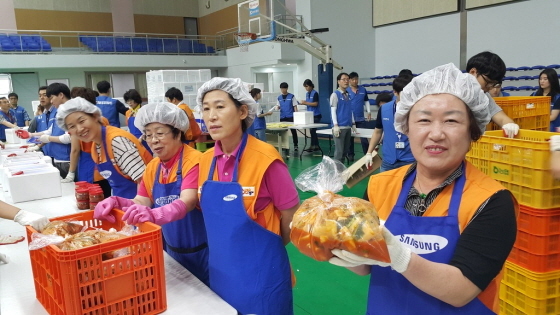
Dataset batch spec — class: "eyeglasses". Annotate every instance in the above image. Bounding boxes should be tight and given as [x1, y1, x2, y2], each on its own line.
[339, 78, 349, 82]
[479, 74, 501, 89]
[142, 131, 171, 142]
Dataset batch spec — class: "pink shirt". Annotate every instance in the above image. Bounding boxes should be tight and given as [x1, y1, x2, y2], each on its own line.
[212, 139, 299, 211]
[138, 149, 199, 198]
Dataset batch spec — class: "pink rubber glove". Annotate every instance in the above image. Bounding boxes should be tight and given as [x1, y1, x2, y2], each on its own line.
[93, 196, 136, 223]
[122, 199, 188, 226]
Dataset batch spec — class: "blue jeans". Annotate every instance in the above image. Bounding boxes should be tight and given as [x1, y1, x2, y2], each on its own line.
[380, 159, 414, 172]
[349, 120, 370, 157]
[255, 129, 266, 142]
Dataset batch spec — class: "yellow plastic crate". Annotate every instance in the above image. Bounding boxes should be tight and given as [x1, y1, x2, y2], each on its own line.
[502, 261, 560, 299]
[495, 96, 551, 118]
[499, 281, 560, 315]
[467, 157, 560, 190]
[488, 115, 550, 131]
[498, 180, 560, 209]
[467, 130, 555, 170]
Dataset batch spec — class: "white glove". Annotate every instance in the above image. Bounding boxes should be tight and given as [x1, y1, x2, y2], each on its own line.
[333, 126, 340, 138]
[551, 135, 560, 152]
[13, 210, 49, 231]
[0, 253, 8, 264]
[39, 134, 51, 143]
[61, 171, 75, 183]
[502, 123, 519, 138]
[329, 227, 412, 273]
[351, 125, 358, 134]
[25, 145, 40, 152]
[365, 153, 373, 168]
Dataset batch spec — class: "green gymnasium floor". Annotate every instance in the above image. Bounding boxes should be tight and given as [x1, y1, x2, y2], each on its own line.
[283, 138, 377, 315]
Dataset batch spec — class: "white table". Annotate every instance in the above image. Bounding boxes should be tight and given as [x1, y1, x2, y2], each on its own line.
[0, 183, 236, 315]
[266, 123, 329, 160]
[317, 128, 374, 156]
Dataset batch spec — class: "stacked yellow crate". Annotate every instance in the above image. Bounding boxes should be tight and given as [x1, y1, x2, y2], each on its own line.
[487, 96, 551, 131]
[466, 130, 560, 314]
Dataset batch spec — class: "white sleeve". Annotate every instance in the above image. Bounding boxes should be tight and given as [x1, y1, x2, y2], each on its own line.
[58, 133, 71, 144]
[43, 125, 53, 136]
[330, 93, 338, 125]
[364, 100, 371, 113]
[292, 96, 299, 106]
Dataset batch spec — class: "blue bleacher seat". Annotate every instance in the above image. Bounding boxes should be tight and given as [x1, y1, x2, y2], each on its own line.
[506, 67, 517, 71]
[382, 75, 392, 79]
[502, 76, 515, 81]
[40, 40, 51, 52]
[115, 37, 132, 52]
[27, 42, 40, 52]
[163, 39, 179, 53]
[530, 65, 546, 70]
[517, 85, 535, 90]
[547, 64, 560, 69]
[131, 38, 148, 53]
[366, 91, 374, 94]
[0, 41, 15, 51]
[370, 83, 379, 87]
[516, 66, 530, 71]
[148, 38, 163, 53]
[207, 46, 215, 53]
[530, 75, 539, 80]
[517, 75, 532, 80]
[179, 39, 193, 53]
[502, 86, 517, 91]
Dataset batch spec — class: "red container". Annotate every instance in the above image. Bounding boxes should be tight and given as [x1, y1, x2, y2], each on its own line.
[76, 200, 89, 210]
[26, 210, 167, 315]
[75, 188, 89, 201]
[89, 202, 98, 210]
[508, 246, 560, 272]
[517, 205, 560, 236]
[88, 188, 104, 203]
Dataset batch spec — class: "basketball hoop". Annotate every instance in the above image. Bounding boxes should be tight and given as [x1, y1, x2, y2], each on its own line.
[235, 32, 257, 52]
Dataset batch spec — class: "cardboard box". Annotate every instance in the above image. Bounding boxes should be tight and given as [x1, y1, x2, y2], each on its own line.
[5, 165, 61, 203]
[294, 112, 314, 125]
[344, 151, 382, 188]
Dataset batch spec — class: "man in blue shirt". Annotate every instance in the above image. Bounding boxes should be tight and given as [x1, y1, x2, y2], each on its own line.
[347, 72, 371, 161]
[8, 93, 31, 127]
[95, 80, 128, 127]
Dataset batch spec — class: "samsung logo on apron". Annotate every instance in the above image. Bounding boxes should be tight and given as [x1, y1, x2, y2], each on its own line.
[397, 234, 448, 254]
[155, 195, 179, 206]
[100, 170, 112, 179]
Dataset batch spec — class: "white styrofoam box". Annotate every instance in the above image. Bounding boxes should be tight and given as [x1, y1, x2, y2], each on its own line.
[2, 143, 30, 150]
[294, 112, 314, 125]
[31, 101, 40, 117]
[0, 149, 29, 163]
[5, 165, 61, 203]
[180, 82, 198, 95]
[5, 128, 28, 144]
[187, 94, 198, 108]
[1, 160, 47, 191]
[175, 70, 189, 83]
[199, 69, 211, 82]
[187, 70, 203, 83]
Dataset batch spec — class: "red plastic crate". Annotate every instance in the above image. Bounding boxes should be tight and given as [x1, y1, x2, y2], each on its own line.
[508, 246, 560, 273]
[517, 205, 560, 236]
[516, 230, 560, 255]
[26, 210, 167, 315]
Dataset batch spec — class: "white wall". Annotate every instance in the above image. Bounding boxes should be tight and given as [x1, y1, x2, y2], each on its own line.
[467, 0, 560, 67]
[374, 13, 461, 75]
[309, 0, 375, 78]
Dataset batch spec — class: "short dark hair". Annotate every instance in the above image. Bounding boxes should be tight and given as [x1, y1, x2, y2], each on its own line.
[8, 93, 18, 99]
[392, 75, 413, 93]
[71, 87, 97, 104]
[401, 101, 483, 142]
[399, 69, 413, 77]
[303, 79, 314, 89]
[375, 92, 392, 105]
[280, 82, 288, 89]
[165, 87, 184, 101]
[348, 72, 359, 79]
[38, 86, 48, 93]
[0, 96, 7, 101]
[466, 51, 506, 83]
[123, 89, 143, 105]
[250, 88, 261, 98]
[97, 80, 111, 93]
[46, 83, 71, 99]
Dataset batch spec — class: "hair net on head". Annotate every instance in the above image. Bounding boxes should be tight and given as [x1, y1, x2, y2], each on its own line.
[134, 102, 189, 132]
[196, 77, 258, 128]
[56, 97, 101, 131]
[395, 63, 491, 134]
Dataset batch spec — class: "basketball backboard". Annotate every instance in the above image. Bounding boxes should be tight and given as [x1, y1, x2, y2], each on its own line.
[238, 0, 274, 39]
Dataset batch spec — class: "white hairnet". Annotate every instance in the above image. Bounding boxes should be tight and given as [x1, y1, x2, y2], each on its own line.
[196, 77, 258, 128]
[134, 102, 189, 132]
[56, 97, 102, 131]
[395, 63, 491, 134]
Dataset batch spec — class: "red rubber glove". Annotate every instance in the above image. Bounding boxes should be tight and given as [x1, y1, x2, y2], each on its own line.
[93, 196, 136, 223]
[122, 199, 188, 226]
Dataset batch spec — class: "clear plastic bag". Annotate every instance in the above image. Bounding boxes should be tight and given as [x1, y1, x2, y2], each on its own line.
[290, 156, 390, 262]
